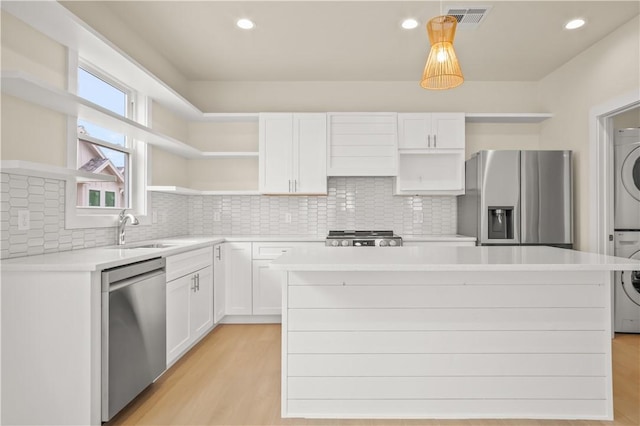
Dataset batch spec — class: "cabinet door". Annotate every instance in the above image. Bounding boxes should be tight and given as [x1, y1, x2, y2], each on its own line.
[191, 266, 213, 339]
[398, 113, 431, 149]
[166, 274, 192, 365]
[252, 259, 283, 315]
[259, 113, 294, 194]
[294, 113, 327, 194]
[213, 244, 225, 323]
[225, 242, 253, 315]
[432, 113, 465, 149]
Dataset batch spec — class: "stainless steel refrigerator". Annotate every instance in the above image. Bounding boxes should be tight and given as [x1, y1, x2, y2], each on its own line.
[457, 150, 573, 248]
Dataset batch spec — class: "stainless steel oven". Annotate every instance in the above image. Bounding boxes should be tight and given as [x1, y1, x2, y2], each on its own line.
[101, 257, 166, 421]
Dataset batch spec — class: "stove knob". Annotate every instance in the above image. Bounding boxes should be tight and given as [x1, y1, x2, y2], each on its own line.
[354, 242, 361, 247]
[389, 240, 398, 247]
[341, 240, 350, 247]
[331, 240, 339, 247]
[379, 240, 388, 247]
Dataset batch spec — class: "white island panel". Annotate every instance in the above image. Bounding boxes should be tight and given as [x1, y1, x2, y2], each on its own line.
[271, 246, 635, 421]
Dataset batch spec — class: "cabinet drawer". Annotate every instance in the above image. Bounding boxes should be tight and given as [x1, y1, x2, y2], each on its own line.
[166, 246, 213, 282]
[252, 242, 322, 260]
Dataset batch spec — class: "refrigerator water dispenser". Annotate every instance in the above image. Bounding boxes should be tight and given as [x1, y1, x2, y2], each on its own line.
[488, 207, 514, 239]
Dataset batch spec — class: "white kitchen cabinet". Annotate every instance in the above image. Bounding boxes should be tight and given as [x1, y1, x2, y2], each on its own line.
[166, 246, 214, 365]
[327, 113, 398, 176]
[213, 243, 226, 323]
[225, 242, 253, 315]
[398, 113, 465, 150]
[396, 113, 465, 196]
[395, 151, 465, 195]
[259, 113, 327, 194]
[252, 259, 284, 315]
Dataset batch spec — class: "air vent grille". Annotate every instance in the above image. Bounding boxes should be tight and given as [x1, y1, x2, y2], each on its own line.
[445, 6, 491, 29]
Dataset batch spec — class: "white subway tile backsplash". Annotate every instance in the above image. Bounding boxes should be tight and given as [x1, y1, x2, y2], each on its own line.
[1, 173, 457, 259]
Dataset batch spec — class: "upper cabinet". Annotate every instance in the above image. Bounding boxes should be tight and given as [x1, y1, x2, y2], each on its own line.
[327, 113, 398, 176]
[259, 113, 327, 194]
[398, 113, 465, 150]
[395, 112, 466, 196]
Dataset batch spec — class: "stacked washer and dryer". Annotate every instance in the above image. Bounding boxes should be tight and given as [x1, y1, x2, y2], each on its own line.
[614, 127, 640, 333]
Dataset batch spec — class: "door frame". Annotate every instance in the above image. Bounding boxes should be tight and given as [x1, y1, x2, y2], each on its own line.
[589, 89, 640, 255]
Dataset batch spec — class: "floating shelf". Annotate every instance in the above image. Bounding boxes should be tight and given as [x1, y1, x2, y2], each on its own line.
[200, 151, 259, 158]
[465, 113, 553, 123]
[146, 186, 261, 196]
[1, 160, 117, 182]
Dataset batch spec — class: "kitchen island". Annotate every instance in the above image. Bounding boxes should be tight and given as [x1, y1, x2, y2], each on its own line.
[271, 245, 640, 421]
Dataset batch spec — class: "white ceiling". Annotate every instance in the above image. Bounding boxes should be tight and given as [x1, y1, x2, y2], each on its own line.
[63, 1, 639, 82]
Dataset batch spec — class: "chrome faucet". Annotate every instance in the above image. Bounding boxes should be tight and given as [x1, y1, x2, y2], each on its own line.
[117, 209, 139, 245]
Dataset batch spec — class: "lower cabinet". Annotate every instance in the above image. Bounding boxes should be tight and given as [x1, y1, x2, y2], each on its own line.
[224, 242, 253, 315]
[403, 240, 476, 247]
[252, 259, 284, 315]
[166, 246, 214, 365]
[213, 243, 226, 323]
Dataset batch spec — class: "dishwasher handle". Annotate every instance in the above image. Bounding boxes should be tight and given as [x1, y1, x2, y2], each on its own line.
[108, 269, 166, 293]
[102, 257, 166, 292]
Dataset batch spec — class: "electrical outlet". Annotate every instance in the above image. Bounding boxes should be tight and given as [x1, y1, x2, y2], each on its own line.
[284, 213, 292, 223]
[18, 210, 30, 230]
[413, 211, 423, 224]
[152, 210, 158, 224]
[213, 212, 221, 222]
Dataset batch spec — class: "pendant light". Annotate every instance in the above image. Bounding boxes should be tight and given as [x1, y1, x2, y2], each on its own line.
[421, 15, 464, 90]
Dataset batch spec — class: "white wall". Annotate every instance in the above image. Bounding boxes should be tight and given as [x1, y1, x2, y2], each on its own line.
[59, 1, 189, 97]
[465, 123, 541, 159]
[1, 11, 68, 166]
[538, 16, 640, 251]
[187, 80, 542, 113]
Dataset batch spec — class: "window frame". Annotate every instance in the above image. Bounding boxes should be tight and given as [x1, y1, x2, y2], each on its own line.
[65, 51, 150, 229]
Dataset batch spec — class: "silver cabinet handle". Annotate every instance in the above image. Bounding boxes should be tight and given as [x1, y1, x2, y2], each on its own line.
[434, 134, 437, 148]
[215, 245, 221, 260]
[191, 275, 196, 292]
[428, 134, 431, 148]
[295, 180, 297, 192]
[196, 273, 200, 291]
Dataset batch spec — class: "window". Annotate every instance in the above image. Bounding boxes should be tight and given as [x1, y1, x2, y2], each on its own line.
[66, 56, 149, 229]
[89, 190, 101, 207]
[75, 66, 132, 209]
[105, 191, 116, 207]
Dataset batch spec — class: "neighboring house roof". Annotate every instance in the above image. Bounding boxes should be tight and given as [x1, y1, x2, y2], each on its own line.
[78, 139, 126, 183]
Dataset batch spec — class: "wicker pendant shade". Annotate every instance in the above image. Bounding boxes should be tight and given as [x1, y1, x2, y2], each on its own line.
[421, 15, 464, 90]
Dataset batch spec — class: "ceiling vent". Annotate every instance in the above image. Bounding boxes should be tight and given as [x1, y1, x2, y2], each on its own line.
[445, 6, 491, 29]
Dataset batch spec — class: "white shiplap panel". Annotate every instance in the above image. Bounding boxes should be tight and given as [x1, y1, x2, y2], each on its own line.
[287, 307, 606, 331]
[330, 134, 397, 146]
[286, 399, 608, 420]
[331, 145, 397, 157]
[288, 270, 602, 286]
[288, 285, 605, 309]
[288, 376, 606, 400]
[288, 353, 607, 377]
[287, 330, 606, 354]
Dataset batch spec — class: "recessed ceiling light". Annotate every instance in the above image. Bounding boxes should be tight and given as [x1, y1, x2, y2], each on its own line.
[401, 18, 419, 30]
[236, 18, 255, 30]
[565, 18, 585, 30]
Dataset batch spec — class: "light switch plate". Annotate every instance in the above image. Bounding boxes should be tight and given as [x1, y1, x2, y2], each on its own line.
[18, 210, 30, 230]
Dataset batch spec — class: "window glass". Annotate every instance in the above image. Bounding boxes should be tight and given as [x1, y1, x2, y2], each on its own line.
[76, 66, 130, 209]
[89, 190, 100, 207]
[77, 139, 128, 208]
[105, 191, 116, 207]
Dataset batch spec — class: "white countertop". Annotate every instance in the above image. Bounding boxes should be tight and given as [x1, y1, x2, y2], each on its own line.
[0, 234, 476, 272]
[270, 245, 640, 272]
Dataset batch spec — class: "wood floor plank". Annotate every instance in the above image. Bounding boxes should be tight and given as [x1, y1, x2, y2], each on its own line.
[108, 325, 640, 426]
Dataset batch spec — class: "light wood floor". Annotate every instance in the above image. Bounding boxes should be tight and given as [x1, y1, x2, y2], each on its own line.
[109, 325, 639, 426]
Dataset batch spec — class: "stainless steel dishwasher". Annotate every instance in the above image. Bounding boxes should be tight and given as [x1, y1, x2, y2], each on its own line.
[101, 257, 166, 421]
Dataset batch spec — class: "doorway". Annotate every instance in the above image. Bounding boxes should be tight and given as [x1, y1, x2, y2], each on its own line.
[589, 90, 640, 256]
